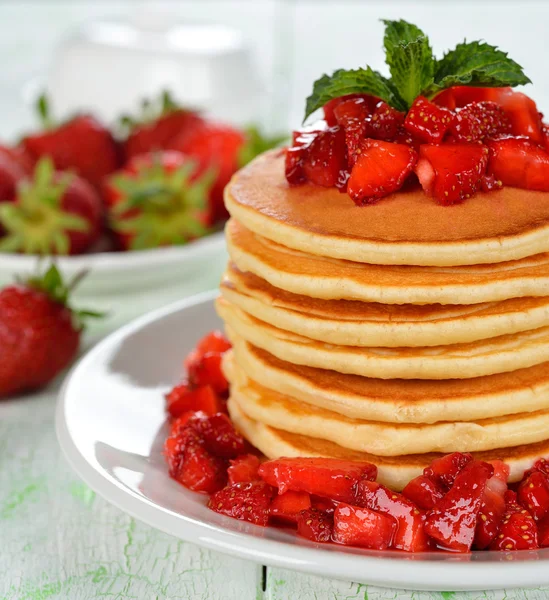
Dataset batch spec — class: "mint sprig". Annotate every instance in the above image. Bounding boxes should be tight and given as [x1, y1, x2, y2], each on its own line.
[304, 19, 531, 121]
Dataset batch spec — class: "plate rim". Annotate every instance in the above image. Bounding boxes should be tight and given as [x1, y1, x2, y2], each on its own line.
[55, 292, 549, 592]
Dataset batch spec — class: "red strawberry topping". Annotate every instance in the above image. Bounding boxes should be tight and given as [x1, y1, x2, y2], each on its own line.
[450, 102, 511, 142]
[517, 470, 549, 521]
[490, 492, 538, 551]
[333, 97, 372, 165]
[165, 383, 222, 418]
[423, 452, 473, 491]
[402, 475, 445, 510]
[404, 96, 454, 144]
[347, 139, 417, 205]
[415, 144, 489, 205]
[486, 137, 549, 192]
[369, 101, 406, 141]
[228, 454, 261, 485]
[270, 491, 312, 523]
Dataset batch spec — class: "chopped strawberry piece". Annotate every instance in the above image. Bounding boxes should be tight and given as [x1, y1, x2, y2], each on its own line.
[169, 429, 227, 494]
[296, 508, 334, 542]
[169, 411, 200, 437]
[415, 144, 488, 205]
[498, 90, 543, 144]
[332, 503, 397, 550]
[518, 471, 549, 521]
[187, 352, 229, 395]
[538, 514, 549, 547]
[423, 452, 473, 491]
[258, 457, 377, 503]
[450, 102, 511, 142]
[424, 461, 493, 552]
[228, 454, 261, 485]
[433, 86, 513, 111]
[486, 137, 549, 192]
[311, 496, 339, 514]
[402, 475, 444, 510]
[404, 96, 454, 144]
[270, 491, 312, 523]
[188, 412, 246, 458]
[369, 101, 405, 141]
[165, 383, 222, 418]
[195, 331, 231, 356]
[534, 458, 549, 478]
[475, 487, 506, 550]
[490, 493, 538, 551]
[302, 126, 349, 189]
[347, 139, 417, 205]
[208, 481, 274, 526]
[323, 94, 378, 126]
[356, 480, 430, 552]
[285, 128, 320, 185]
[333, 97, 371, 165]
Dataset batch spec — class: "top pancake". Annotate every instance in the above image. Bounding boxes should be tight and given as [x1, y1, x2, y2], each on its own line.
[225, 150, 549, 266]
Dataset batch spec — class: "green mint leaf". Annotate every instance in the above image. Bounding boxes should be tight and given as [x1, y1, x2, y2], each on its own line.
[430, 41, 531, 93]
[304, 67, 403, 121]
[382, 19, 434, 108]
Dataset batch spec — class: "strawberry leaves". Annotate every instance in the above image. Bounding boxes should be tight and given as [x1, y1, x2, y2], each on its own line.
[431, 41, 531, 92]
[382, 20, 434, 108]
[304, 20, 530, 119]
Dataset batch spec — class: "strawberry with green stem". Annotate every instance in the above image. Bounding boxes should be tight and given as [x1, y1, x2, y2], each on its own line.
[0, 264, 102, 397]
[0, 157, 103, 255]
[105, 150, 215, 251]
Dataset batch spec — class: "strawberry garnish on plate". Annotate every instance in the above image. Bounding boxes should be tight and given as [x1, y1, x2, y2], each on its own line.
[165, 383, 222, 419]
[474, 460, 509, 550]
[228, 454, 261, 485]
[22, 95, 119, 189]
[120, 90, 204, 161]
[270, 491, 312, 524]
[356, 479, 430, 552]
[0, 264, 101, 398]
[517, 469, 549, 521]
[296, 508, 334, 542]
[486, 137, 549, 192]
[333, 97, 372, 165]
[490, 490, 539, 551]
[0, 157, 103, 255]
[332, 503, 397, 550]
[347, 139, 417, 205]
[258, 457, 377, 503]
[423, 452, 473, 491]
[402, 475, 444, 510]
[415, 143, 489, 205]
[209, 481, 274, 526]
[404, 96, 454, 144]
[105, 150, 213, 251]
[424, 461, 494, 552]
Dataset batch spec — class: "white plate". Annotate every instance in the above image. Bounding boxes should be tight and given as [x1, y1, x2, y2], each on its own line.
[0, 233, 227, 332]
[56, 292, 549, 592]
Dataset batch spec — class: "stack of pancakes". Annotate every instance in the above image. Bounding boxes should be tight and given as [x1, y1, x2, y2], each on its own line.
[216, 150, 549, 490]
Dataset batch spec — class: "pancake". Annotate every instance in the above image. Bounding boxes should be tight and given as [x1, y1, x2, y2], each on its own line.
[217, 298, 549, 379]
[221, 265, 549, 347]
[227, 219, 549, 305]
[225, 150, 549, 266]
[229, 338, 549, 424]
[228, 397, 549, 491]
[226, 356, 549, 456]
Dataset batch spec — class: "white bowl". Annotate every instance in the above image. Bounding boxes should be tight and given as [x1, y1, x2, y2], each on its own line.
[0, 232, 227, 335]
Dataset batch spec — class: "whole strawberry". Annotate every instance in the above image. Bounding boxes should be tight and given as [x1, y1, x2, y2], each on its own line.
[0, 157, 103, 255]
[104, 150, 214, 250]
[120, 90, 204, 161]
[169, 123, 285, 224]
[0, 265, 100, 397]
[22, 95, 120, 189]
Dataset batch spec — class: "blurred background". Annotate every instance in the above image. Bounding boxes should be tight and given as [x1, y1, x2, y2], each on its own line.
[1, 0, 548, 139]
